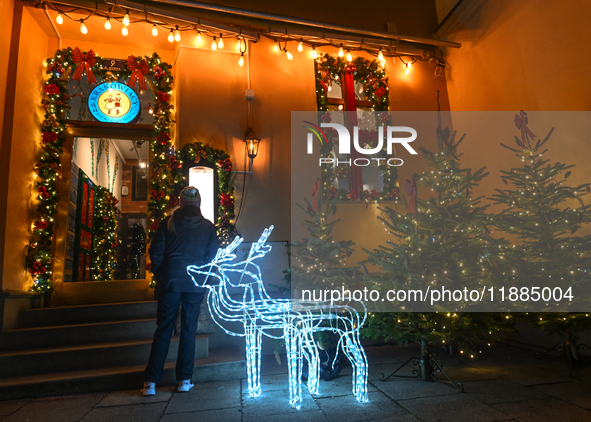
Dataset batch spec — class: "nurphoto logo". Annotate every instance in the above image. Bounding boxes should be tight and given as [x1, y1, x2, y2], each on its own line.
[303, 121, 418, 167]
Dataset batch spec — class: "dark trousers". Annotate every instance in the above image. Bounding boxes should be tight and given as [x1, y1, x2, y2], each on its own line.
[144, 291, 205, 383]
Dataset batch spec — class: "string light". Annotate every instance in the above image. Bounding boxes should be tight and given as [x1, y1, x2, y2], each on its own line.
[286, 49, 293, 60]
[346, 49, 352, 62]
[151, 24, 158, 36]
[104, 17, 111, 30]
[311, 46, 318, 59]
[122, 26, 128, 36]
[79, 20, 88, 34]
[405, 62, 412, 75]
[338, 44, 344, 57]
[56, 12, 63, 25]
[211, 36, 217, 50]
[187, 227, 369, 410]
[168, 29, 174, 43]
[378, 49, 384, 61]
[238, 53, 245, 67]
[122, 12, 130, 26]
[174, 26, 181, 42]
[196, 30, 202, 44]
[298, 41, 303, 52]
[274, 40, 279, 51]
[218, 34, 224, 49]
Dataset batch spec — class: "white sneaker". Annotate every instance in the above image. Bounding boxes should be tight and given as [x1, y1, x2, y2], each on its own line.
[177, 380, 194, 392]
[141, 381, 155, 396]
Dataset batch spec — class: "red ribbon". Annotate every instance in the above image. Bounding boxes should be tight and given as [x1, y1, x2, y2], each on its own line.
[514, 110, 536, 145]
[311, 179, 320, 210]
[405, 179, 417, 214]
[127, 56, 150, 91]
[71, 47, 97, 84]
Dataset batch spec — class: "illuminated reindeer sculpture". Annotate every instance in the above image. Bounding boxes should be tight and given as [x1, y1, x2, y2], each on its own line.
[187, 226, 368, 409]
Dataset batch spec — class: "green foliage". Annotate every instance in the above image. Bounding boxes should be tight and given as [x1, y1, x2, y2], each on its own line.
[291, 194, 359, 296]
[491, 118, 591, 337]
[362, 117, 512, 354]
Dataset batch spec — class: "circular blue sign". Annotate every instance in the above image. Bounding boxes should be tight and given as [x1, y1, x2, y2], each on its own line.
[88, 82, 141, 124]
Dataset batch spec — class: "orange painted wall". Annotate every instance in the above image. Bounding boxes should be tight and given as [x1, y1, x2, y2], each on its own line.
[2, 7, 49, 290]
[438, 0, 591, 217]
[0, 0, 16, 142]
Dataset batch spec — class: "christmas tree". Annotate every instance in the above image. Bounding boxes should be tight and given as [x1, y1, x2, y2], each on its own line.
[291, 187, 358, 300]
[491, 112, 591, 364]
[362, 117, 512, 357]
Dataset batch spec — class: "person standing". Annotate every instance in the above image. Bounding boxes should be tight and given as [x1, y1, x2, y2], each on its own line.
[142, 186, 219, 395]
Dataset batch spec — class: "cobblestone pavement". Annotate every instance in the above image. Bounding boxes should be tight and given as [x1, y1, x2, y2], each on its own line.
[1, 343, 590, 422]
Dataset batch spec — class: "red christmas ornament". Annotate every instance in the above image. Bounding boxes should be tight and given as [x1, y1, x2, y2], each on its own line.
[41, 132, 58, 144]
[375, 87, 386, 97]
[44, 83, 60, 95]
[157, 132, 170, 145]
[157, 91, 171, 103]
[328, 186, 337, 198]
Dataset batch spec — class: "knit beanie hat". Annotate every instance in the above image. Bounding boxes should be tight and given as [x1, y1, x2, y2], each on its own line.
[179, 186, 201, 208]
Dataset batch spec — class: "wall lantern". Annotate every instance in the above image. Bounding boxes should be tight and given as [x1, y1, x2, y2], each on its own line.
[188, 165, 216, 223]
[244, 128, 261, 161]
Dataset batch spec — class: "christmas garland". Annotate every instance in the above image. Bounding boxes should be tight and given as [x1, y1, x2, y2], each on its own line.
[28, 46, 175, 292]
[170, 142, 236, 243]
[314, 54, 398, 203]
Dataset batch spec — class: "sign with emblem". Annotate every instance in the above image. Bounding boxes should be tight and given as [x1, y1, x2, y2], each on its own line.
[88, 82, 140, 124]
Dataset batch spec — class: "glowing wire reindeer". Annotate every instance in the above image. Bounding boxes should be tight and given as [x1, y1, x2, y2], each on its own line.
[187, 226, 368, 408]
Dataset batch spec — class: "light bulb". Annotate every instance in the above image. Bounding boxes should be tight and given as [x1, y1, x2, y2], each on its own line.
[196, 31, 202, 44]
[121, 26, 128, 36]
[286, 50, 293, 60]
[123, 12, 130, 26]
[80, 20, 88, 34]
[238, 54, 244, 67]
[152, 24, 158, 36]
[338, 44, 344, 57]
[174, 27, 181, 42]
[298, 41, 303, 52]
[311, 47, 318, 59]
[211, 37, 217, 50]
[168, 29, 174, 43]
[237, 37, 243, 52]
[56, 12, 63, 25]
[217, 34, 224, 49]
[274, 41, 279, 51]
[346, 50, 352, 62]
[405, 62, 411, 75]
[104, 17, 111, 30]
[378, 50, 384, 61]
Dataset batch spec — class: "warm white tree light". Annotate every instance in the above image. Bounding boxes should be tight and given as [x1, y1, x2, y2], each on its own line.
[168, 29, 174, 43]
[311, 47, 318, 59]
[211, 36, 217, 50]
[56, 12, 63, 25]
[79, 20, 88, 34]
[346, 50, 352, 62]
[174, 27, 181, 42]
[152, 24, 158, 36]
[298, 41, 303, 52]
[338, 44, 344, 57]
[196, 31, 202, 44]
[121, 26, 128, 36]
[378, 50, 384, 62]
[104, 17, 111, 30]
[286, 49, 293, 60]
[122, 12, 130, 26]
[405, 62, 412, 75]
[217, 34, 224, 49]
[238, 53, 245, 67]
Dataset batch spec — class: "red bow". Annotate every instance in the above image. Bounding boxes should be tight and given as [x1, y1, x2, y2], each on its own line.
[514, 110, 536, 146]
[405, 179, 417, 214]
[71, 47, 97, 84]
[127, 56, 150, 91]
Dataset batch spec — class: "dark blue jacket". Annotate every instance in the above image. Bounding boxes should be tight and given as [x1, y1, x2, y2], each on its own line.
[149, 207, 219, 296]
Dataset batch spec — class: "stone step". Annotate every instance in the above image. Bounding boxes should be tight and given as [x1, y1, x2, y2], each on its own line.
[0, 347, 245, 401]
[0, 319, 157, 352]
[18, 301, 158, 328]
[0, 336, 209, 379]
